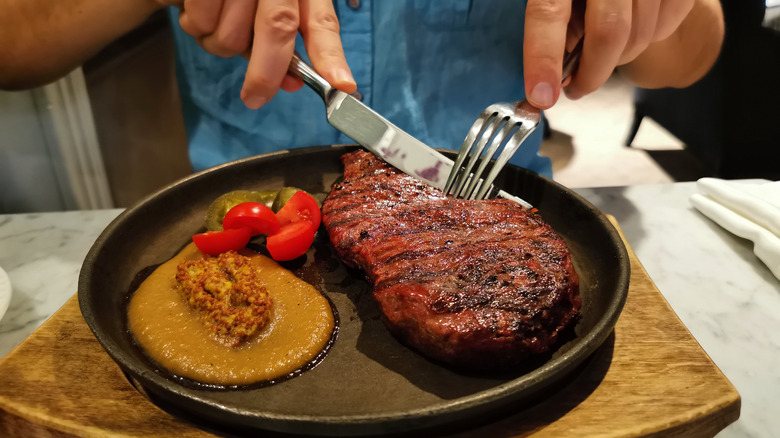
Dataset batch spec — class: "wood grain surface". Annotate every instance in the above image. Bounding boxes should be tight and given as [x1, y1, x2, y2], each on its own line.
[0, 220, 740, 437]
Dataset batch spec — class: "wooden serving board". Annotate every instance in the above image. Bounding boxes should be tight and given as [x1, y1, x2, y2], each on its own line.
[0, 220, 740, 437]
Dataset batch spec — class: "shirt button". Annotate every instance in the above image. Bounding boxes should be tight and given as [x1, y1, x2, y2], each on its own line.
[347, 0, 360, 10]
[351, 91, 363, 101]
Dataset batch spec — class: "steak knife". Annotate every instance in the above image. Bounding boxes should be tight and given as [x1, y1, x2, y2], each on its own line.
[288, 54, 531, 208]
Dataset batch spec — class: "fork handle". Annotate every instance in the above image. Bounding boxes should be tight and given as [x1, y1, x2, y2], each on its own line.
[561, 38, 584, 82]
[288, 52, 334, 102]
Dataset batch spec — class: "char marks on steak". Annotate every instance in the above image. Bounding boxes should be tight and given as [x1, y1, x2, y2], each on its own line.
[321, 150, 581, 370]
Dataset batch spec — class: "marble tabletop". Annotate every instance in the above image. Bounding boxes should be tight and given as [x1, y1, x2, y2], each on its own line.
[0, 181, 777, 437]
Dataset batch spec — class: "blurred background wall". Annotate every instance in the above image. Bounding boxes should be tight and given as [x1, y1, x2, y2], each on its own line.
[0, 10, 190, 214]
[0, 89, 73, 212]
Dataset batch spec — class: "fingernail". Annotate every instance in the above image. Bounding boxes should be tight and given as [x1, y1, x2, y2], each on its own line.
[244, 95, 267, 110]
[336, 68, 356, 86]
[564, 91, 576, 100]
[564, 86, 582, 101]
[529, 82, 554, 108]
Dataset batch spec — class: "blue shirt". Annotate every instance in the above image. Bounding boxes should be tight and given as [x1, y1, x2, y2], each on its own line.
[168, 0, 550, 177]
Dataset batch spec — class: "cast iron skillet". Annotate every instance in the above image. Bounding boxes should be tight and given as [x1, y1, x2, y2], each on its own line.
[78, 144, 629, 437]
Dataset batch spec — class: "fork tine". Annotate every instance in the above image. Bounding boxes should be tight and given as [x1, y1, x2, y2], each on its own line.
[444, 110, 492, 194]
[463, 118, 513, 199]
[451, 111, 498, 196]
[474, 121, 537, 199]
[452, 114, 503, 198]
[447, 38, 581, 203]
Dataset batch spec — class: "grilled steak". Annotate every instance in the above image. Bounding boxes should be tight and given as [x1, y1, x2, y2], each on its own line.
[322, 150, 580, 370]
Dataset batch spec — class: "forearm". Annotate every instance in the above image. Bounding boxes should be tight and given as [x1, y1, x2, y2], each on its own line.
[0, 0, 162, 90]
[619, 0, 724, 89]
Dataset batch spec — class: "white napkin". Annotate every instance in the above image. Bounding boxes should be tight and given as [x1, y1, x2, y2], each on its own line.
[690, 178, 780, 280]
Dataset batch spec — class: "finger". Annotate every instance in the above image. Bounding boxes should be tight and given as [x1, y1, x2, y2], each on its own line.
[618, 0, 661, 65]
[565, 0, 632, 100]
[200, 0, 257, 58]
[242, 0, 300, 109]
[654, 0, 694, 41]
[281, 75, 304, 92]
[179, 0, 224, 37]
[523, 0, 572, 109]
[299, 0, 356, 93]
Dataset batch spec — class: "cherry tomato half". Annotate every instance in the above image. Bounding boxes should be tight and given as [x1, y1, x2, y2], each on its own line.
[192, 227, 252, 255]
[266, 220, 315, 261]
[275, 191, 321, 232]
[222, 202, 280, 235]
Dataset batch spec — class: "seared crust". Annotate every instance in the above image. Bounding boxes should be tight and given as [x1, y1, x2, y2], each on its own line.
[322, 150, 581, 370]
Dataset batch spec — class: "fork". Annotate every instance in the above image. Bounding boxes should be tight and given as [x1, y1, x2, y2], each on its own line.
[444, 38, 584, 201]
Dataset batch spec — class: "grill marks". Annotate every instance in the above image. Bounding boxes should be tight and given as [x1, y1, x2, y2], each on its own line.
[328, 182, 555, 295]
[322, 151, 581, 370]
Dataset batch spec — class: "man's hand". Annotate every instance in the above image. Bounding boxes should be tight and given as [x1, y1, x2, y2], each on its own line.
[170, 0, 356, 109]
[1, 0, 166, 89]
[522, 0, 723, 109]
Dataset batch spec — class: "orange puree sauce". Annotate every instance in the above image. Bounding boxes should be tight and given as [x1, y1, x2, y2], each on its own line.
[127, 243, 335, 386]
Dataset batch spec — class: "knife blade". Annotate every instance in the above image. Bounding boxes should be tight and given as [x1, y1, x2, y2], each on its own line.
[288, 54, 531, 208]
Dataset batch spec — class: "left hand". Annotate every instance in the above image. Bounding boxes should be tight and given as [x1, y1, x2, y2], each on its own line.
[170, 0, 356, 109]
[522, 0, 697, 109]
[175, 0, 257, 58]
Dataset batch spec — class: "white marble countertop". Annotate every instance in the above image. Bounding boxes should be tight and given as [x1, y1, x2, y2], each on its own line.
[0, 182, 777, 437]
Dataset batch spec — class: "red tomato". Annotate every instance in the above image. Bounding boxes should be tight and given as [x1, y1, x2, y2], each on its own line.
[192, 227, 252, 255]
[266, 220, 315, 261]
[222, 202, 280, 235]
[275, 191, 321, 232]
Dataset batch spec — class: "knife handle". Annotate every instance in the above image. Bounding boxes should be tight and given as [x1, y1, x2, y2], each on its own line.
[288, 52, 334, 102]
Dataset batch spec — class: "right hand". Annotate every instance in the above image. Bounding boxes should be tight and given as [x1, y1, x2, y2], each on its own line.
[162, 0, 357, 109]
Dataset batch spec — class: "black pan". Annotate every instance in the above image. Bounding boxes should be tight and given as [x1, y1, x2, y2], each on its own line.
[78, 144, 629, 437]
